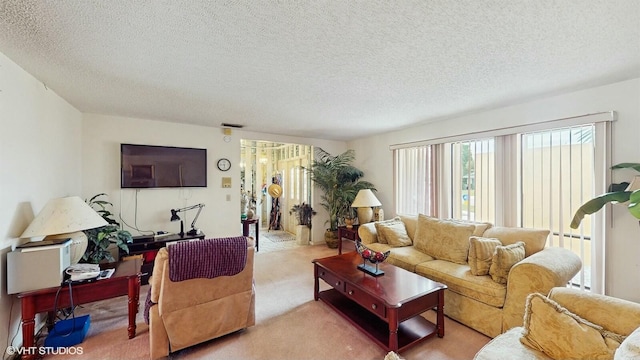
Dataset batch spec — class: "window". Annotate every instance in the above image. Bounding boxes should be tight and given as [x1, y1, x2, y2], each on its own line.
[518, 125, 598, 290]
[392, 112, 613, 292]
[449, 139, 495, 223]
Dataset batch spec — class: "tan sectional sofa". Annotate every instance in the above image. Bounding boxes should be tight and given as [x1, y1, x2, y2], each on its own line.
[474, 287, 640, 360]
[358, 215, 582, 338]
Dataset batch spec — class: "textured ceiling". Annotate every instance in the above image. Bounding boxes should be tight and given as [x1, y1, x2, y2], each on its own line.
[1, 1, 639, 141]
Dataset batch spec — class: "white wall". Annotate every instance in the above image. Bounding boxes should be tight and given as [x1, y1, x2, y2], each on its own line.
[0, 52, 83, 351]
[348, 78, 640, 301]
[81, 115, 346, 244]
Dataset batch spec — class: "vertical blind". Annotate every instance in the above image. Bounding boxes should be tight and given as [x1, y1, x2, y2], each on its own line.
[519, 124, 598, 291]
[395, 146, 438, 216]
[392, 113, 613, 293]
[449, 139, 495, 223]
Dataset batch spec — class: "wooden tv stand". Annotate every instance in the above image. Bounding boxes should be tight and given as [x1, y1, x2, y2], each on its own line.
[122, 233, 205, 284]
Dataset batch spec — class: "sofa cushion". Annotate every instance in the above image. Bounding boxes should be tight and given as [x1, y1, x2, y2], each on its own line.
[374, 217, 403, 244]
[365, 242, 393, 254]
[520, 293, 621, 360]
[469, 236, 502, 276]
[414, 215, 476, 265]
[473, 327, 549, 360]
[358, 222, 378, 245]
[489, 242, 525, 284]
[376, 219, 412, 247]
[548, 287, 640, 337]
[447, 218, 493, 237]
[482, 226, 549, 257]
[415, 260, 506, 308]
[384, 246, 434, 272]
[615, 327, 640, 360]
[399, 214, 418, 242]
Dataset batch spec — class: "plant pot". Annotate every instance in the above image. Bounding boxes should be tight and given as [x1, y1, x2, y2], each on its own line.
[324, 229, 339, 249]
[295, 225, 310, 245]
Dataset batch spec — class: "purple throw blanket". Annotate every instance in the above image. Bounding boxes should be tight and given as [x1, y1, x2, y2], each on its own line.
[168, 236, 248, 282]
[144, 236, 249, 324]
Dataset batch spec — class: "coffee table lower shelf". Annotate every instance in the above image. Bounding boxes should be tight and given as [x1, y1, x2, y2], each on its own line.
[318, 288, 438, 352]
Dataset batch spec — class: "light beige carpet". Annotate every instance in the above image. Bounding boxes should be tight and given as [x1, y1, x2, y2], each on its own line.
[259, 230, 302, 253]
[44, 242, 490, 360]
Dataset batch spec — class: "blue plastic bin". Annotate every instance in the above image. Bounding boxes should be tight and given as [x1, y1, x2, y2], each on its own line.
[44, 314, 91, 348]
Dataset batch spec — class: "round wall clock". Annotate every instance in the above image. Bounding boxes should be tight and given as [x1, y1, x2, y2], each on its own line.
[217, 158, 231, 171]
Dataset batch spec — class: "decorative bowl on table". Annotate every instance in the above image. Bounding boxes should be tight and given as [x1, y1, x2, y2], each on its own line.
[355, 240, 390, 276]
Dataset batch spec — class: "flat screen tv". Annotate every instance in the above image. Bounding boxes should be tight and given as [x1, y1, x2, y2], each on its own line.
[121, 144, 207, 188]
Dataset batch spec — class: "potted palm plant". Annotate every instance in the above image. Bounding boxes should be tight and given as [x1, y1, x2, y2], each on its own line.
[570, 163, 640, 228]
[82, 193, 133, 263]
[307, 148, 376, 248]
[290, 203, 316, 245]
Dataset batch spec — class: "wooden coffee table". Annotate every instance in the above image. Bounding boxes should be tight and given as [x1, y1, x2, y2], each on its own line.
[313, 252, 447, 352]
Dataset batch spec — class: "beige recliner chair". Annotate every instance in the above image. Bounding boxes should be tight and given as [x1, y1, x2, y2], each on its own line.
[147, 237, 255, 359]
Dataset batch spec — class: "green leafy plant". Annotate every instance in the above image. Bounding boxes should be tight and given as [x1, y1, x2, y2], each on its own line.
[570, 163, 640, 229]
[289, 203, 317, 228]
[82, 193, 133, 263]
[307, 148, 376, 232]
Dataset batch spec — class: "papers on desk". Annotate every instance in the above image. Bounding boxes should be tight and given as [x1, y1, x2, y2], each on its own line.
[97, 268, 115, 280]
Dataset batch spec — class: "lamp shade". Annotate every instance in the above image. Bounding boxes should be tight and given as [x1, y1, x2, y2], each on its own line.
[20, 196, 108, 264]
[351, 189, 381, 225]
[170, 209, 180, 221]
[21, 196, 108, 238]
[351, 189, 382, 208]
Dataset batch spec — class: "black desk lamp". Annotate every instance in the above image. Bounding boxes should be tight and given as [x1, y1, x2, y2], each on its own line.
[170, 203, 205, 237]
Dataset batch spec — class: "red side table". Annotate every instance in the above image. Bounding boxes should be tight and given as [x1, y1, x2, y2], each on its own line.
[337, 225, 359, 254]
[242, 218, 260, 252]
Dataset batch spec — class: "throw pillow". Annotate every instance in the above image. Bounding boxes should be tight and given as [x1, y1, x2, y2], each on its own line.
[615, 327, 640, 360]
[414, 214, 475, 265]
[377, 221, 412, 247]
[521, 293, 621, 359]
[447, 218, 493, 236]
[374, 217, 403, 244]
[489, 242, 525, 284]
[468, 236, 502, 276]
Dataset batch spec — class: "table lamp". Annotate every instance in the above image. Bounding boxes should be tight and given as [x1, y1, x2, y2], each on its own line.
[351, 189, 382, 225]
[170, 203, 205, 236]
[20, 196, 109, 264]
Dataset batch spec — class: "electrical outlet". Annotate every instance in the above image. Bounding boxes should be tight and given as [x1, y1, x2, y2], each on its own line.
[226, 194, 231, 201]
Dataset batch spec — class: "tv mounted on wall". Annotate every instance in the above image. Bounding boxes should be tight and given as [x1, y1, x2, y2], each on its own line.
[121, 144, 207, 188]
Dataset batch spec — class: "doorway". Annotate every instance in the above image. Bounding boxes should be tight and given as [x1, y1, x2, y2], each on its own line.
[240, 140, 313, 237]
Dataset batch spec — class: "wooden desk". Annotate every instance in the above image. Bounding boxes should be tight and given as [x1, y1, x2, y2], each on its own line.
[337, 225, 359, 254]
[242, 218, 260, 252]
[17, 260, 142, 360]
